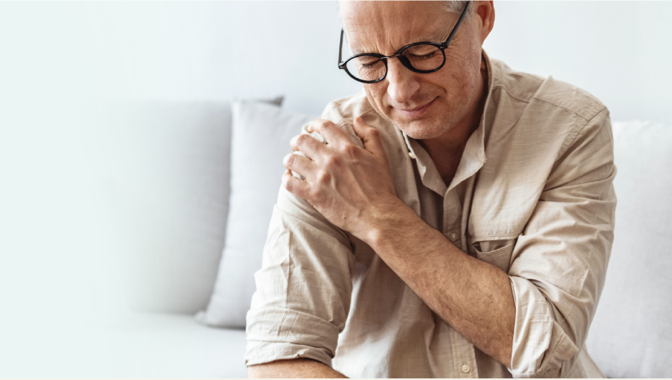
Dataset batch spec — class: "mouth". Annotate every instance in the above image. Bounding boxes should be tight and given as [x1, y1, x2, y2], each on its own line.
[395, 98, 437, 120]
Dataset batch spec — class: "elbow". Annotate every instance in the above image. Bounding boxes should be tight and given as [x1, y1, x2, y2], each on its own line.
[509, 325, 580, 378]
[507, 277, 594, 378]
[247, 359, 307, 378]
[247, 359, 344, 378]
[247, 364, 266, 378]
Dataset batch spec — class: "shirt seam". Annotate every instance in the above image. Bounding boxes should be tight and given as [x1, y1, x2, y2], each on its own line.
[491, 84, 531, 106]
[493, 83, 607, 124]
[560, 107, 609, 158]
[533, 96, 606, 123]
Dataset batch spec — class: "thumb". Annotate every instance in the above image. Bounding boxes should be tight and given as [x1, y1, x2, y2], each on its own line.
[353, 116, 385, 157]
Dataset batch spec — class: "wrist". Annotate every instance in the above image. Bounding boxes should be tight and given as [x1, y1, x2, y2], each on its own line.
[359, 197, 419, 249]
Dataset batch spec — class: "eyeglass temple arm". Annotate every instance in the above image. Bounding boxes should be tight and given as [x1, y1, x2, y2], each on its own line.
[443, 1, 470, 47]
[338, 29, 344, 66]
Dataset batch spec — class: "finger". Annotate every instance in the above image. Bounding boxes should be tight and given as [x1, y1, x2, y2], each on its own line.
[353, 116, 386, 157]
[307, 119, 350, 148]
[282, 169, 311, 200]
[290, 133, 328, 159]
[283, 152, 316, 182]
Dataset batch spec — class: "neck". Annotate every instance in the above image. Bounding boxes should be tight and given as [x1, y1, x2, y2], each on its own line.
[419, 55, 489, 186]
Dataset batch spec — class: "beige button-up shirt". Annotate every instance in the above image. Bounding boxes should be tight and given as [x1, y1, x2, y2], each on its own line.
[245, 53, 616, 378]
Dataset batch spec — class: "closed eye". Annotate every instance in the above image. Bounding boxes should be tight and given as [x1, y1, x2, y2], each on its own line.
[408, 52, 437, 60]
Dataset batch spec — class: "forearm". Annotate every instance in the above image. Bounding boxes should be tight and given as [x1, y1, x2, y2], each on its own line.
[365, 203, 515, 367]
[248, 359, 347, 378]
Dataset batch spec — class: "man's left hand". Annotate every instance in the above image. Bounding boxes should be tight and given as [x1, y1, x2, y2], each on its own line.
[282, 116, 400, 241]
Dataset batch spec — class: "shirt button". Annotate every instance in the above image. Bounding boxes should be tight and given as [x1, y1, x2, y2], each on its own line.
[449, 233, 459, 242]
[408, 151, 416, 160]
[461, 364, 470, 373]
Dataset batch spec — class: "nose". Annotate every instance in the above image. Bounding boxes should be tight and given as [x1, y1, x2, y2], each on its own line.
[385, 58, 420, 105]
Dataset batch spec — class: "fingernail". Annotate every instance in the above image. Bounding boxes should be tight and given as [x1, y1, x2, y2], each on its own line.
[354, 116, 363, 124]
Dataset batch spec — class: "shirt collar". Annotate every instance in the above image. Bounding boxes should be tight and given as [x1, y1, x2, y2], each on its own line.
[402, 50, 495, 196]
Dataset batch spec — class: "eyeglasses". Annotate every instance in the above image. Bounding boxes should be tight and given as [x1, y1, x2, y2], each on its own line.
[337, 2, 470, 84]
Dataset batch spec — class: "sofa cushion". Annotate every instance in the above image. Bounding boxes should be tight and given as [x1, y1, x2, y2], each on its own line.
[197, 101, 315, 328]
[585, 120, 672, 377]
[0, 311, 248, 378]
[106, 98, 281, 314]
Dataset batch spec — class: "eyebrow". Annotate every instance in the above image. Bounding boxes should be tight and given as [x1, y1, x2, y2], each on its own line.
[348, 31, 448, 56]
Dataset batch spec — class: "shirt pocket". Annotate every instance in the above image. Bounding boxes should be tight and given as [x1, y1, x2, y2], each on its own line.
[468, 238, 516, 273]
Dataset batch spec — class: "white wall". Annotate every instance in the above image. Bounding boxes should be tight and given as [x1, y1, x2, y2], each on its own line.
[2, 1, 670, 120]
[0, 1, 361, 116]
[483, 1, 672, 124]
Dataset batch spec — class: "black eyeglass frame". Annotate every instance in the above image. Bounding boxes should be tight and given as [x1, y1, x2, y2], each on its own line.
[337, 2, 471, 84]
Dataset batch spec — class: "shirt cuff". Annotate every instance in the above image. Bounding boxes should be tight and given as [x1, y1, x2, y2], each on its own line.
[245, 307, 340, 367]
[508, 276, 579, 377]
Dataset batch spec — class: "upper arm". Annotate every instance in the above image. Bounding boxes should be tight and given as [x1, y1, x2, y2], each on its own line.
[245, 186, 356, 368]
[507, 109, 617, 377]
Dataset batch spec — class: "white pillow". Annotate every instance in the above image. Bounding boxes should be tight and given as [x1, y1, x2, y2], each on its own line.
[585, 120, 672, 377]
[197, 101, 315, 328]
[106, 97, 282, 314]
[107, 101, 234, 314]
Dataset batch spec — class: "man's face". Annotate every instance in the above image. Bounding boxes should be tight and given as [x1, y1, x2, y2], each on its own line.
[341, 1, 487, 140]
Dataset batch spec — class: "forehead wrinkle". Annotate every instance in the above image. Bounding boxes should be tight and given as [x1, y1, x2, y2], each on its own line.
[343, 2, 454, 56]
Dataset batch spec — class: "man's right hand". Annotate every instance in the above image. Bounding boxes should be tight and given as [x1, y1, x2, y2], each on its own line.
[248, 359, 347, 378]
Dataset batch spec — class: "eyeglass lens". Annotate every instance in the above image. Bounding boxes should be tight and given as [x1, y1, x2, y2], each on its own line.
[344, 44, 444, 82]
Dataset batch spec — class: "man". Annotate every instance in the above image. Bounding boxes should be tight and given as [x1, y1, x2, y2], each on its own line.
[246, 1, 616, 377]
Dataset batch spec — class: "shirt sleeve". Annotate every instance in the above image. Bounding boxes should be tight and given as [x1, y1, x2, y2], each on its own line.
[508, 108, 617, 377]
[244, 180, 356, 368]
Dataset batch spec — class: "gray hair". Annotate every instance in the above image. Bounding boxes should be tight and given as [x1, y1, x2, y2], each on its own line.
[338, 1, 474, 20]
[445, 1, 474, 18]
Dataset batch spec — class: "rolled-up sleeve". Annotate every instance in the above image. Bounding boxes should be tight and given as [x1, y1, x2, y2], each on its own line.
[245, 185, 355, 367]
[508, 109, 617, 377]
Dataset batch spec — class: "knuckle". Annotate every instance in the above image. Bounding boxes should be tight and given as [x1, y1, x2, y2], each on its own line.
[316, 170, 331, 185]
[283, 177, 293, 192]
[342, 144, 359, 157]
[325, 155, 341, 168]
[296, 134, 309, 145]
[317, 119, 334, 128]
[311, 119, 336, 132]
[284, 154, 295, 167]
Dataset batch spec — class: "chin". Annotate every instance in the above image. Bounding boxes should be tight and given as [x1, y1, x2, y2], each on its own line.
[394, 117, 454, 140]
[386, 98, 461, 140]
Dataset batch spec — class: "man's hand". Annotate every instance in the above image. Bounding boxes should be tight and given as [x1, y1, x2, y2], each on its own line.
[282, 116, 401, 241]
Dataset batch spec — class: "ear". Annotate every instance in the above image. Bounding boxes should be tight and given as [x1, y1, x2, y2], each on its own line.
[474, 1, 495, 44]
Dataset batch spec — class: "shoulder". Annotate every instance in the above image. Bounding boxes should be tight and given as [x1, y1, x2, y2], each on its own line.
[470, 58, 614, 238]
[486, 57, 612, 164]
[489, 58, 607, 123]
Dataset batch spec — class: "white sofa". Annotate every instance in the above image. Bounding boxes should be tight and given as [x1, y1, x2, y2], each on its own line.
[8, 101, 666, 378]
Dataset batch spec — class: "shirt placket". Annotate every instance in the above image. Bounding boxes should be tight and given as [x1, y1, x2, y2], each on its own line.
[442, 181, 479, 378]
[442, 189, 462, 247]
[403, 128, 484, 378]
